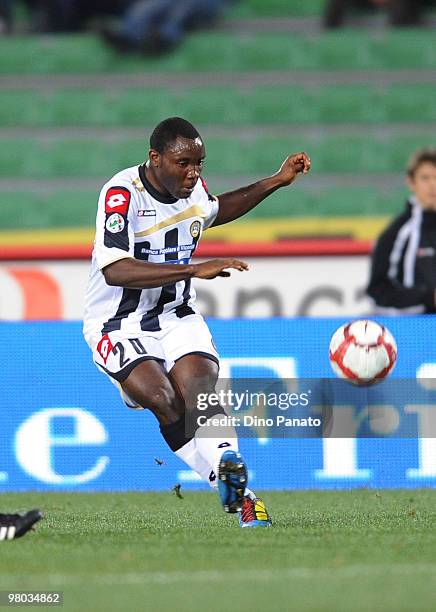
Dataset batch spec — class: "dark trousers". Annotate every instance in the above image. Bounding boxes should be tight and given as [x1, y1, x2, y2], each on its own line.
[119, 0, 233, 49]
[324, 0, 434, 28]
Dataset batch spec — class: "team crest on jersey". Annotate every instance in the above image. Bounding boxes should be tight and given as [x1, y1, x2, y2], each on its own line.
[190, 220, 201, 238]
[106, 213, 125, 233]
[105, 187, 131, 215]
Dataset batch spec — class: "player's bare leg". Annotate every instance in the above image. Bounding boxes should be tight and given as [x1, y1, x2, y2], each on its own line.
[169, 353, 242, 481]
[120, 357, 270, 524]
[120, 359, 184, 425]
[169, 354, 270, 524]
[119, 358, 228, 489]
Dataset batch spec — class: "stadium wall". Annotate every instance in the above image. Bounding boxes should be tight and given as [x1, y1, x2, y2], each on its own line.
[0, 318, 435, 492]
[0, 254, 372, 319]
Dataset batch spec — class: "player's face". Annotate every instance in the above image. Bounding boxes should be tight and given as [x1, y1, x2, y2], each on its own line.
[408, 162, 436, 210]
[152, 137, 206, 200]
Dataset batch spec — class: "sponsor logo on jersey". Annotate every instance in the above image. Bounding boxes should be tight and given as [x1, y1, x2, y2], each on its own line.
[97, 334, 113, 364]
[106, 213, 125, 233]
[138, 209, 156, 217]
[190, 220, 201, 238]
[105, 187, 131, 215]
[139, 244, 195, 256]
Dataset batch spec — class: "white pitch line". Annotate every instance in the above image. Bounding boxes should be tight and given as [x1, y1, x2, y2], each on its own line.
[0, 565, 434, 586]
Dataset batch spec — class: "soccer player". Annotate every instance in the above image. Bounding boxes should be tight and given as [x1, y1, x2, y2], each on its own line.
[0, 509, 43, 541]
[83, 117, 311, 527]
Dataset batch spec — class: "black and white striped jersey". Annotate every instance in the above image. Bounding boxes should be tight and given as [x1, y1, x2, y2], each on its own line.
[83, 164, 219, 339]
[367, 196, 436, 314]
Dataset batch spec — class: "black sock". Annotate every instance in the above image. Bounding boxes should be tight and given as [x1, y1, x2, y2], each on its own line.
[159, 415, 192, 452]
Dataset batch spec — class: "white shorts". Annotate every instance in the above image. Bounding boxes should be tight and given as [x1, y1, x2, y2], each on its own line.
[86, 314, 219, 408]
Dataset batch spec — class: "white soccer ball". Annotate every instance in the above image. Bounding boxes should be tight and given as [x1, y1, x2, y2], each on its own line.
[329, 319, 397, 386]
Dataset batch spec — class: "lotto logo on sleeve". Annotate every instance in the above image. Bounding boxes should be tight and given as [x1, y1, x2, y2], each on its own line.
[105, 187, 131, 215]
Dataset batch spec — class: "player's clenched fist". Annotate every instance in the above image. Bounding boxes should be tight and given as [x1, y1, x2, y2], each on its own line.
[275, 152, 311, 186]
[192, 258, 249, 279]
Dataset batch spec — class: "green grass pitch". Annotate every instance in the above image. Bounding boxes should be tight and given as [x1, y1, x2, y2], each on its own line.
[0, 490, 435, 612]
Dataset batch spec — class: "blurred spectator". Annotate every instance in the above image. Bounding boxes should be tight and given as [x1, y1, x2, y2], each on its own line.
[367, 148, 436, 315]
[324, 0, 436, 28]
[0, 1, 11, 33]
[1, 1, 123, 34]
[5, 0, 236, 55]
[30, 1, 123, 33]
[100, 0, 236, 55]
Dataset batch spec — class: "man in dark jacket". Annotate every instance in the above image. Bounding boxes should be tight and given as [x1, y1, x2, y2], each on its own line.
[367, 148, 436, 314]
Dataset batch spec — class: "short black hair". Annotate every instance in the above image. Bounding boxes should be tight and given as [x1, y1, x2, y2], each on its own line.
[407, 147, 436, 177]
[150, 117, 201, 153]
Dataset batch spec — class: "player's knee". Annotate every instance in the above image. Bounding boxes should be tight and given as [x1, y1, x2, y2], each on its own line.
[184, 374, 218, 413]
[149, 384, 181, 424]
[150, 384, 174, 410]
[173, 358, 219, 411]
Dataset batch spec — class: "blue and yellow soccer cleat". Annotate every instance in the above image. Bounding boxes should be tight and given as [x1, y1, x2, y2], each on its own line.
[217, 450, 247, 513]
[239, 496, 272, 528]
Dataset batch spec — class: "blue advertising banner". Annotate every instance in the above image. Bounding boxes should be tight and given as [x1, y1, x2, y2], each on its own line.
[0, 317, 435, 491]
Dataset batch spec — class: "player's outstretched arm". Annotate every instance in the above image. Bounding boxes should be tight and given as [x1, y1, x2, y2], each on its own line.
[103, 257, 248, 289]
[211, 152, 311, 227]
